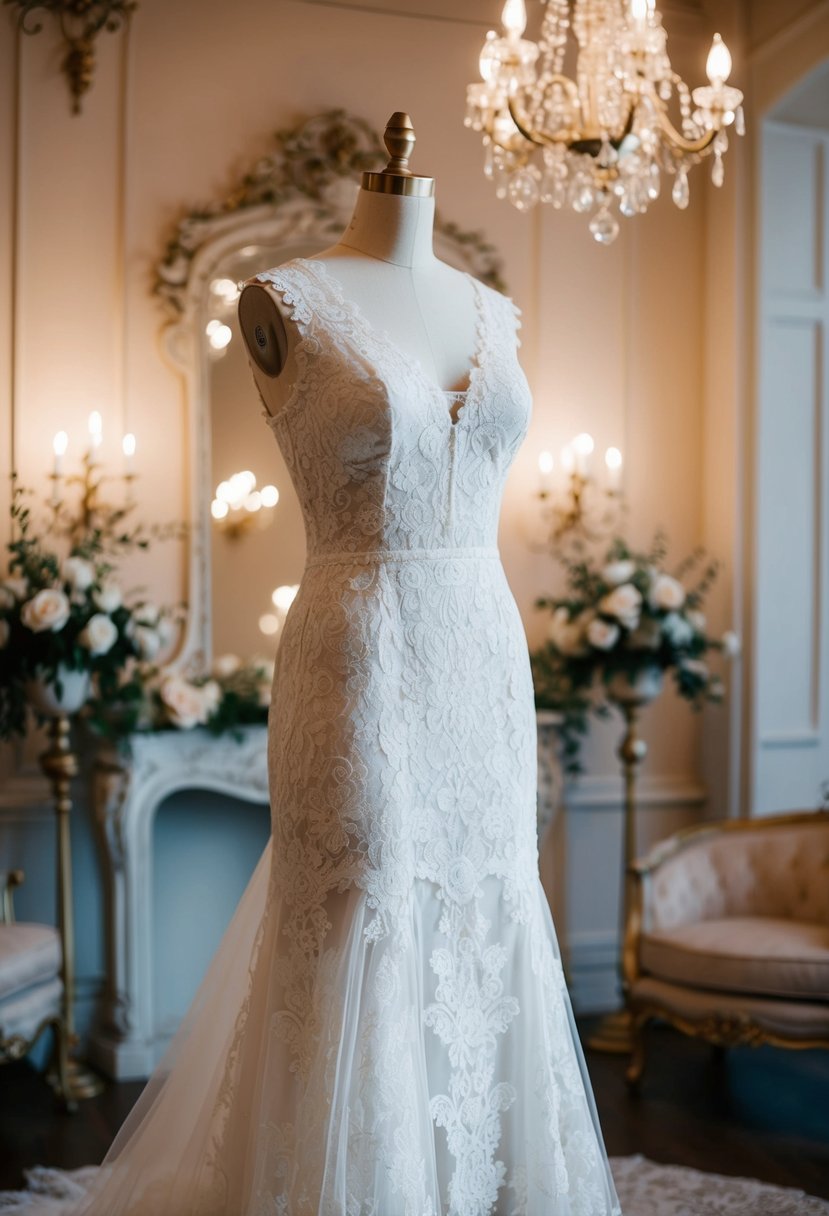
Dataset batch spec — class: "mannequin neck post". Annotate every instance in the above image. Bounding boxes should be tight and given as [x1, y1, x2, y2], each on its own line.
[339, 189, 437, 269]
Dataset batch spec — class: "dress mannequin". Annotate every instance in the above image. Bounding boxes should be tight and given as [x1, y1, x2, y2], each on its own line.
[238, 113, 479, 421]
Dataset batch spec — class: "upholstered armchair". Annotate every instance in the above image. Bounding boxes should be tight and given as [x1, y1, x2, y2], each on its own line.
[0, 869, 71, 1106]
[624, 810, 829, 1084]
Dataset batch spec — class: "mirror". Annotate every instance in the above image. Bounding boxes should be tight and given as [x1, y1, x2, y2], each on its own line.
[157, 111, 506, 669]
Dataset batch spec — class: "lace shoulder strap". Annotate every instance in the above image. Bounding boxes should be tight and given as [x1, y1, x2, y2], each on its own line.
[494, 286, 523, 350]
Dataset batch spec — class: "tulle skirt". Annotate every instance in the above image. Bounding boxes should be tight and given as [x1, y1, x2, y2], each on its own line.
[33, 839, 621, 1216]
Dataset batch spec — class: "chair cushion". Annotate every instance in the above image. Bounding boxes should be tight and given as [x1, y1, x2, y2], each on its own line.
[629, 974, 829, 1041]
[0, 923, 62, 1000]
[640, 916, 829, 999]
[0, 976, 62, 1041]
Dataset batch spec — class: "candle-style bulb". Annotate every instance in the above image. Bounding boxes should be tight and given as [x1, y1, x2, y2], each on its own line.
[605, 446, 623, 471]
[122, 433, 136, 458]
[53, 431, 68, 458]
[479, 31, 499, 83]
[501, 0, 526, 39]
[538, 450, 554, 476]
[706, 33, 732, 86]
[88, 410, 103, 446]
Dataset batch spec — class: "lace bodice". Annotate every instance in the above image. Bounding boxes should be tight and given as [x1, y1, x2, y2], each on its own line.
[252, 258, 531, 560]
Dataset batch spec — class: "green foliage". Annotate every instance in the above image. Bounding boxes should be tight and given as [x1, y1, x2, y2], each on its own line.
[531, 529, 731, 773]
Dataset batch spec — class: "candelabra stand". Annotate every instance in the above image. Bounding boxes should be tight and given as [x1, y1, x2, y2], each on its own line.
[39, 713, 104, 1100]
[588, 667, 662, 1053]
[537, 470, 623, 551]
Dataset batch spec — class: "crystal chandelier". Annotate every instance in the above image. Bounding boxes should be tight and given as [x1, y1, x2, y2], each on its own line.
[465, 0, 744, 243]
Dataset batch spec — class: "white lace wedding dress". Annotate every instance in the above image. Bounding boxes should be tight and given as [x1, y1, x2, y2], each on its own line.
[6, 258, 621, 1216]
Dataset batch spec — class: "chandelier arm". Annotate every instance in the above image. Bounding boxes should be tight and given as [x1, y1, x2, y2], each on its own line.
[642, 83, 719, 156]
[507, 91, 577, 149]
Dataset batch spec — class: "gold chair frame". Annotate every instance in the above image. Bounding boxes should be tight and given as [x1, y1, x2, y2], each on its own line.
[623, 810, 829, 1085]
[0, 870, 74, 1109]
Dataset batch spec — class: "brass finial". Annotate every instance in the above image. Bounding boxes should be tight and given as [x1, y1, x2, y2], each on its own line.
[362, 112, 435, 198]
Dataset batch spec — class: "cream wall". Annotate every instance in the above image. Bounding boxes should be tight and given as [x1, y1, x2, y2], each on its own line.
[0, 0, 798, 1024]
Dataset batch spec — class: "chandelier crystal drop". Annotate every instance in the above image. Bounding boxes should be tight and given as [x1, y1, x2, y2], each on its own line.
[465, 0, 744, 244]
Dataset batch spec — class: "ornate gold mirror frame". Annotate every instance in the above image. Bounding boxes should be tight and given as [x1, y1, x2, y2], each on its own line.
[155, 110, 506, 672]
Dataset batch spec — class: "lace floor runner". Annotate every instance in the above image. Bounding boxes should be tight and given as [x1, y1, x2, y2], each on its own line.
[1, 1158, 827, 1214]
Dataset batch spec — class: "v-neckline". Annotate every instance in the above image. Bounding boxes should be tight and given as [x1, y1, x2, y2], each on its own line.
[293, 256, 486, 430]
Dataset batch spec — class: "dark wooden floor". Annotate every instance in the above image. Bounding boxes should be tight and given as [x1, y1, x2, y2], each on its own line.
[2, 1022, 828, 1199]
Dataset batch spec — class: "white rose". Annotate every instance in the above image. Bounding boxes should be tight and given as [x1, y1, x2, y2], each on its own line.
[687, 609, 707, 634]
[721, 631, 741, 658]
[587, 618, 620, 651]
[160, 675, 210, 730]
[94, 580, 122, 613]
[133, 624, 161, 660]
[602, 560, 636, 587]
[135, 602, 160, 626]
[599, 583, 642, 631]
[662, 612, 694, 647]
[213, 653, 240, 678]
[2, 576, 28, 600]
[199, 680, 221, 717]
[80, 612, 118, 656]
[63, 556, 94, 592]
[681, 658, 709, 680]
[0, 619, 8, 648]
[21, 588, 70, 633]
[649, 573, 685, 612]
[549, 607, 588, 657]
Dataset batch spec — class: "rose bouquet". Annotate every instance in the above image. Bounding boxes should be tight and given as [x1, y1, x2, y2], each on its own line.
[0, 481, 178, 740]
[532, 533, 739, 771]
[108, 654, 273, 738]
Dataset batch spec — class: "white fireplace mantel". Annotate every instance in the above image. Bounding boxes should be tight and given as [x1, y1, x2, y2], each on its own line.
[89, 718, 563, 1080]
[89, 726, 270, 1079]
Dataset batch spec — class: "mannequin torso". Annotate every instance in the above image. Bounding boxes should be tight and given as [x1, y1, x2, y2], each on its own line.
[238, 189, 479, 420]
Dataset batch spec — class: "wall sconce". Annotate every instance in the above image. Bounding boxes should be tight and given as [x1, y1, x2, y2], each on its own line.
[8, 1, 137, 115]
[48, 412, 138, 534]
[536, 433, 624, 548]
[211, 470, 278, 539]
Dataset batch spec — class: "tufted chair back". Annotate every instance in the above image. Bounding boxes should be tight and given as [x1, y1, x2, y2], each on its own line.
[643, 814, 829, 933]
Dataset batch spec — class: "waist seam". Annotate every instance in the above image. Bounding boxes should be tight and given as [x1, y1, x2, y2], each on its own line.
[305, 545, 500, 570]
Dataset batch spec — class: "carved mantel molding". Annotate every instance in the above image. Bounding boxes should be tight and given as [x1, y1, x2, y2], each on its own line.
[89, 726, 269, 1079]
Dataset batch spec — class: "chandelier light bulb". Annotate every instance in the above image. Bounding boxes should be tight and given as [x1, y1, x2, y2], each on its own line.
[501, 0, 526, 39]
[630, 0, 648, 24]
[122, 432, 136, 459]
[259, 613, 280, 636]
[479, 31, 499, 83]
[605, 447, 623, 471]
[560, 445, 575, 475]
[53, 430, 69, 458]
[572, 432, 595, 457]
[260, 484, 279, 508]
[538, 450, 554, 475]
[706, 34, 732, 86]
[211, 498, 229, 520]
